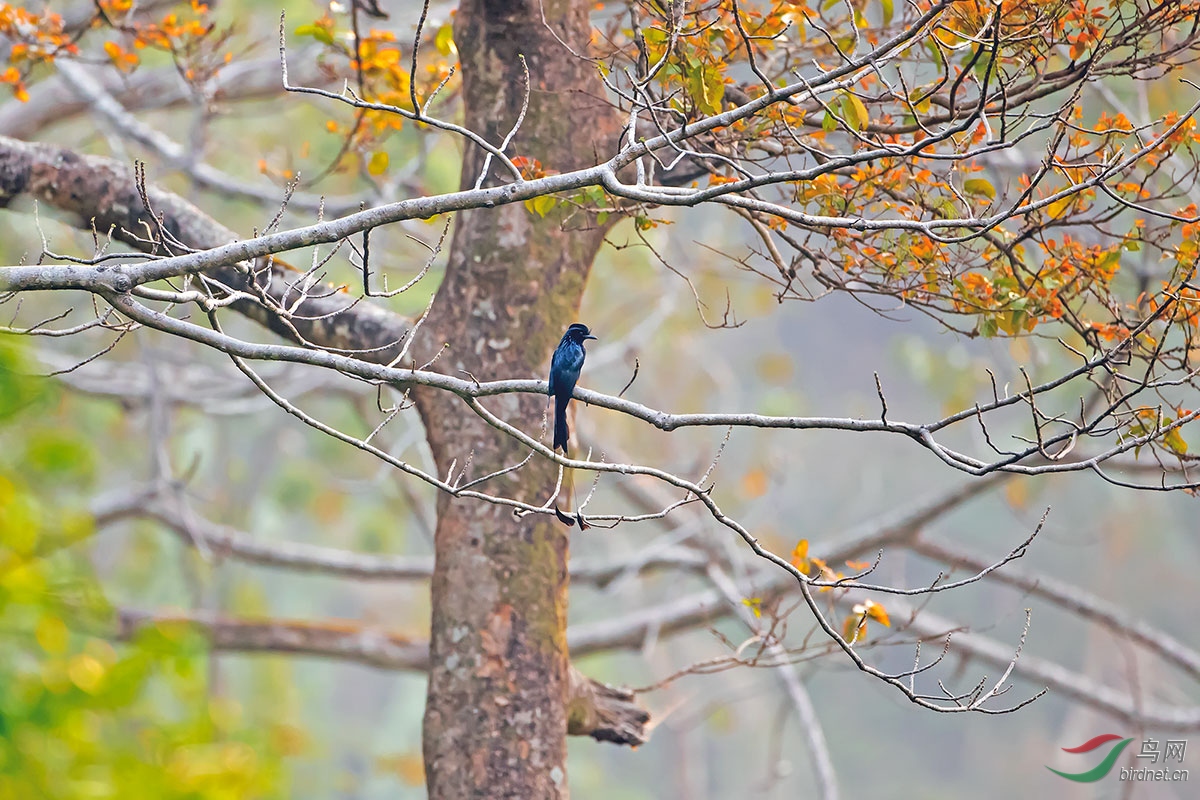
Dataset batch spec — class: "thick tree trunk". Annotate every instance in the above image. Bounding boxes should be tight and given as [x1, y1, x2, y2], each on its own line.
[415, 1, 619, 797]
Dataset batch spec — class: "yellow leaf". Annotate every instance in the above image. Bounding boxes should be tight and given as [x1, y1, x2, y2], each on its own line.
[367, 150, 389, 176]
[1164, 427, 1188, 455]
[933, 28, 962, 47]
[524, 195, 557, 217]
[67, 653, 105, 694]
[1046, 195, 1073, 219]
[742, 597, 763, 618]
[841, 91, 869, 131]
[35, 616, 69, 654]
[790, 539, 811, 575]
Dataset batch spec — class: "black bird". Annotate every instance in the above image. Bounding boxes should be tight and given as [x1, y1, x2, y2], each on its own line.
[548, 323, 597, 453]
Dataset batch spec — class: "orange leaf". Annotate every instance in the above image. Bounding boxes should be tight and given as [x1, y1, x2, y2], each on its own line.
[741, 469, 768, 498]
[854, 599, 891, 627]
[842, 614, 867, 643]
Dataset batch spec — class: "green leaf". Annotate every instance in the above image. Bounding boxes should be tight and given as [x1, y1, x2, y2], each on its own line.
[963, 178, 995, 201]
[0, 339, 44, 419]
[687, 63, 725, 116]
[642, 27, 667, 46]
[881, 0, 894, 26]
[23, 430, 94, 483]
[294, 23, 334, 46]
[434, 23, 457, 56]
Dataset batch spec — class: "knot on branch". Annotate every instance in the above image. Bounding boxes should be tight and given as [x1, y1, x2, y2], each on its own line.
[566, 667, 650, 747]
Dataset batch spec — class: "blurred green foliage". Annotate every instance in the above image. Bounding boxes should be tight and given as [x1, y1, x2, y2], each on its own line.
[0, 337, 292, 799]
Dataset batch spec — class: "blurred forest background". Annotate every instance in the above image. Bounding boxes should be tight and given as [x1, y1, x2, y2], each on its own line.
[1, 0, 1199, 798]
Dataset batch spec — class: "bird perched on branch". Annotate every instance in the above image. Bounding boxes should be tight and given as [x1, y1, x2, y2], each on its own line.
[548, 323, 596, 454]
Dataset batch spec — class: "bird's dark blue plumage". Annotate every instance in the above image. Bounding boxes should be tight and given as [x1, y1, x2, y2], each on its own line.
[548, 323, 596, 453]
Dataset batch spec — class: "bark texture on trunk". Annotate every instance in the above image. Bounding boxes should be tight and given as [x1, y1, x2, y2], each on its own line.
[416, 1, 620, 797]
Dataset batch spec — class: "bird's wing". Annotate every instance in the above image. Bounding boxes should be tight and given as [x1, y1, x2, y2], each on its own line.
[562, 347, 586, 374]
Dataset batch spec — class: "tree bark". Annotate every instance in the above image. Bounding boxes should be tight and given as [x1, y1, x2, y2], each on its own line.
[415, 1, 620, 797]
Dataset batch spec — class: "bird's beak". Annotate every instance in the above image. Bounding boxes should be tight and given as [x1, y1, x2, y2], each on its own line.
[585, 334, 598, 341]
